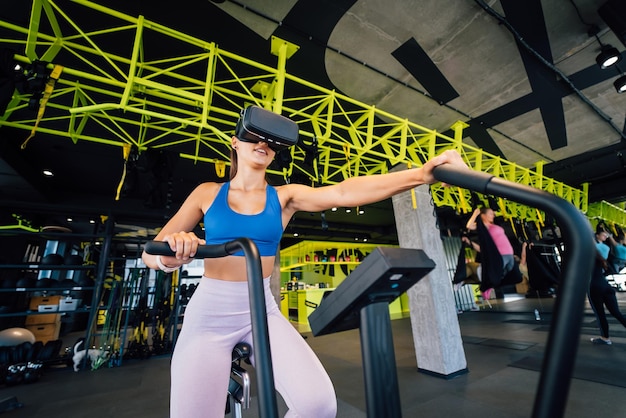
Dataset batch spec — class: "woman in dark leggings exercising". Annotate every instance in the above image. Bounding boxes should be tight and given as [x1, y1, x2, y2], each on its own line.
[588, 227, 626, 345]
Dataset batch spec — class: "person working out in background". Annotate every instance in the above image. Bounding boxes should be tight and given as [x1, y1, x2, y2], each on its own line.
[588, 226, 626, 345]
[142, 105, 471, 418]
[463, 207, 516, 303]
[606, 231, 626, 274]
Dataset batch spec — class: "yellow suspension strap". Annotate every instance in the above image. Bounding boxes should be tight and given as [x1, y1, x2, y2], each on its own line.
[509, 217, 517, 239]
[520, 220, 529, 242]
[535, 209, 545, 239]
[497, 197, 508, 220]
[115, 144, 133, 201]
[609, 222, 618, 236]
[457, 187, 470, 214]
[21, 64, 64, 149]
[215, 160, 226, 178]
[343, 143, 352, 178]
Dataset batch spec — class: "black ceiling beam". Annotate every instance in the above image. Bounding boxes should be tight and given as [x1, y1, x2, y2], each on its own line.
[392, 38, 459, 104]
[501, 0, 568, 150]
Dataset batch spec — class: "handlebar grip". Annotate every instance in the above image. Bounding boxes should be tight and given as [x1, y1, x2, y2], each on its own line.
[432, 164, 493, 193]
[144, 240, 237, 259]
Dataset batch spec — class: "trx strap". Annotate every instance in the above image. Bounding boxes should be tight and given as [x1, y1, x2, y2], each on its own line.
[115, 144, 133, 201]
[21, 64, 64, 149]
[215, 160, 226, 178]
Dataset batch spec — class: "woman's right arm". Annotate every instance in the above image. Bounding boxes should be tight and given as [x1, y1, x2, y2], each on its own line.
[465, 208, 480, 230]
[142, 183, 214, 270]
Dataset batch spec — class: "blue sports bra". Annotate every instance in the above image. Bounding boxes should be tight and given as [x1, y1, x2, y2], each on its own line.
[203, 182, 283, 256]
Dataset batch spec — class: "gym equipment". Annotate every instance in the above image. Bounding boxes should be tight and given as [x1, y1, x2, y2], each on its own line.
[144, 238, 278, 418]
[226, 342, 252, 417]
[432, 165, 593, 418]
[35, 278, 55, 288]
[310, 164, 593, 418]
[309, 247, 435, 417]
[22, 361, 43, 384]
[40, 253, 64, 266]
[4, 363, 25, 385]
[0, 328, 36, 346]
[64, 254, 84, 266]
[15, 277, 36, 288]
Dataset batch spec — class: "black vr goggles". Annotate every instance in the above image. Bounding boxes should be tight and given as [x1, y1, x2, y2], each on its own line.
[234, 105, 299, 152]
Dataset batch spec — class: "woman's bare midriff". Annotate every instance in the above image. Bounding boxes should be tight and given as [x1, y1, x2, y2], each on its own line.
[201, 255, 276, 281]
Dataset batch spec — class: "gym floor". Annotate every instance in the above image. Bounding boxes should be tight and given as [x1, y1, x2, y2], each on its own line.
[3, 292, 626, 418]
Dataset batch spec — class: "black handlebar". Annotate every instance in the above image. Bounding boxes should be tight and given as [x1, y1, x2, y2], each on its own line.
[144, 240, 241, 259]
[144, 238, 279, 418]
[433, 164, 594, 418]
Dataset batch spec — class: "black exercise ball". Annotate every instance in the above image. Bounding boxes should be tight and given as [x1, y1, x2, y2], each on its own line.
[16, 277, 37, 288]
[76, 276, 95, 288]
[23, 361, 43, 384]
[0, 277, 17, 289]
[35, 278, 55, 288]
[40, 253, 64, 266]
[60, 279, 76, 288]
[64, 254, 83, 266]
[4, 363, 25, 386]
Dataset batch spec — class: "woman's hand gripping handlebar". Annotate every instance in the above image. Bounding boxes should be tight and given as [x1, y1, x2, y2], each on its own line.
[143, 238, 279, 418]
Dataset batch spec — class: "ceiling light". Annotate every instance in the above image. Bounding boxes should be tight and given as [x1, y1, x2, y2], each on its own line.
[345, 209, 351, 213]
[42, 169, 53, 177]
[614, 75, 626, 93]
[596, 45, 621, 69]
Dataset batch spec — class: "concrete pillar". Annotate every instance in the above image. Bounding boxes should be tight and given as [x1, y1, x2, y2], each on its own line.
[391, 182, 467, 378]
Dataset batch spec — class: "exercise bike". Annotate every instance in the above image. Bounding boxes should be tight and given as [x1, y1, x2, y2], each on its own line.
[147, 164, 594, 418]
[226, 342, 252, 417]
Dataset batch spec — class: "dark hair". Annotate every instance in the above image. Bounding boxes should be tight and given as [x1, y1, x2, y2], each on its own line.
[229, 147, 238, 180]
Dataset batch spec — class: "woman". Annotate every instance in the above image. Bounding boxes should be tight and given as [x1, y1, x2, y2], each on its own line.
[142, 107, 469, 418]
[607, 232, 626, 274]
[588, 226, 626, 345]
[464, 207, 517, 302]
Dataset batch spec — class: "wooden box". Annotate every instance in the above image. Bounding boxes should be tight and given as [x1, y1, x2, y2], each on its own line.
[29, 295, 63, 310]
[25, 313, 61, 326]
[25, 322, 61, 344]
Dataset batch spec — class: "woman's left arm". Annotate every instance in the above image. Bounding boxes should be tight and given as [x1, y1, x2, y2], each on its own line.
[283, 150, 468, 214]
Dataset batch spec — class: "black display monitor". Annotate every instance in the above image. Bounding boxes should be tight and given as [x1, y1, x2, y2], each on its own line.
[308, 246, 435, 417]
[308, 246, 435, 336]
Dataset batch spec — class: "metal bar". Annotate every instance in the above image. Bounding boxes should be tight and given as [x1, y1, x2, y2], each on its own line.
[360, 301, 402, 418]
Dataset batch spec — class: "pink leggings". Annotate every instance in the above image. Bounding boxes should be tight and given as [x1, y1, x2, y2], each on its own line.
[170, 277, 337, 418]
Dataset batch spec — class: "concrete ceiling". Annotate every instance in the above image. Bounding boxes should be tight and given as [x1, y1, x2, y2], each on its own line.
[0, 0, 625, 244]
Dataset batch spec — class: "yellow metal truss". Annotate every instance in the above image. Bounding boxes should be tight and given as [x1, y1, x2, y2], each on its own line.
[1, 0, 622, 227]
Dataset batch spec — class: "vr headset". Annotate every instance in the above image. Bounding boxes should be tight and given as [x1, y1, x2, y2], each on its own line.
[234, 105, 299, 152]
